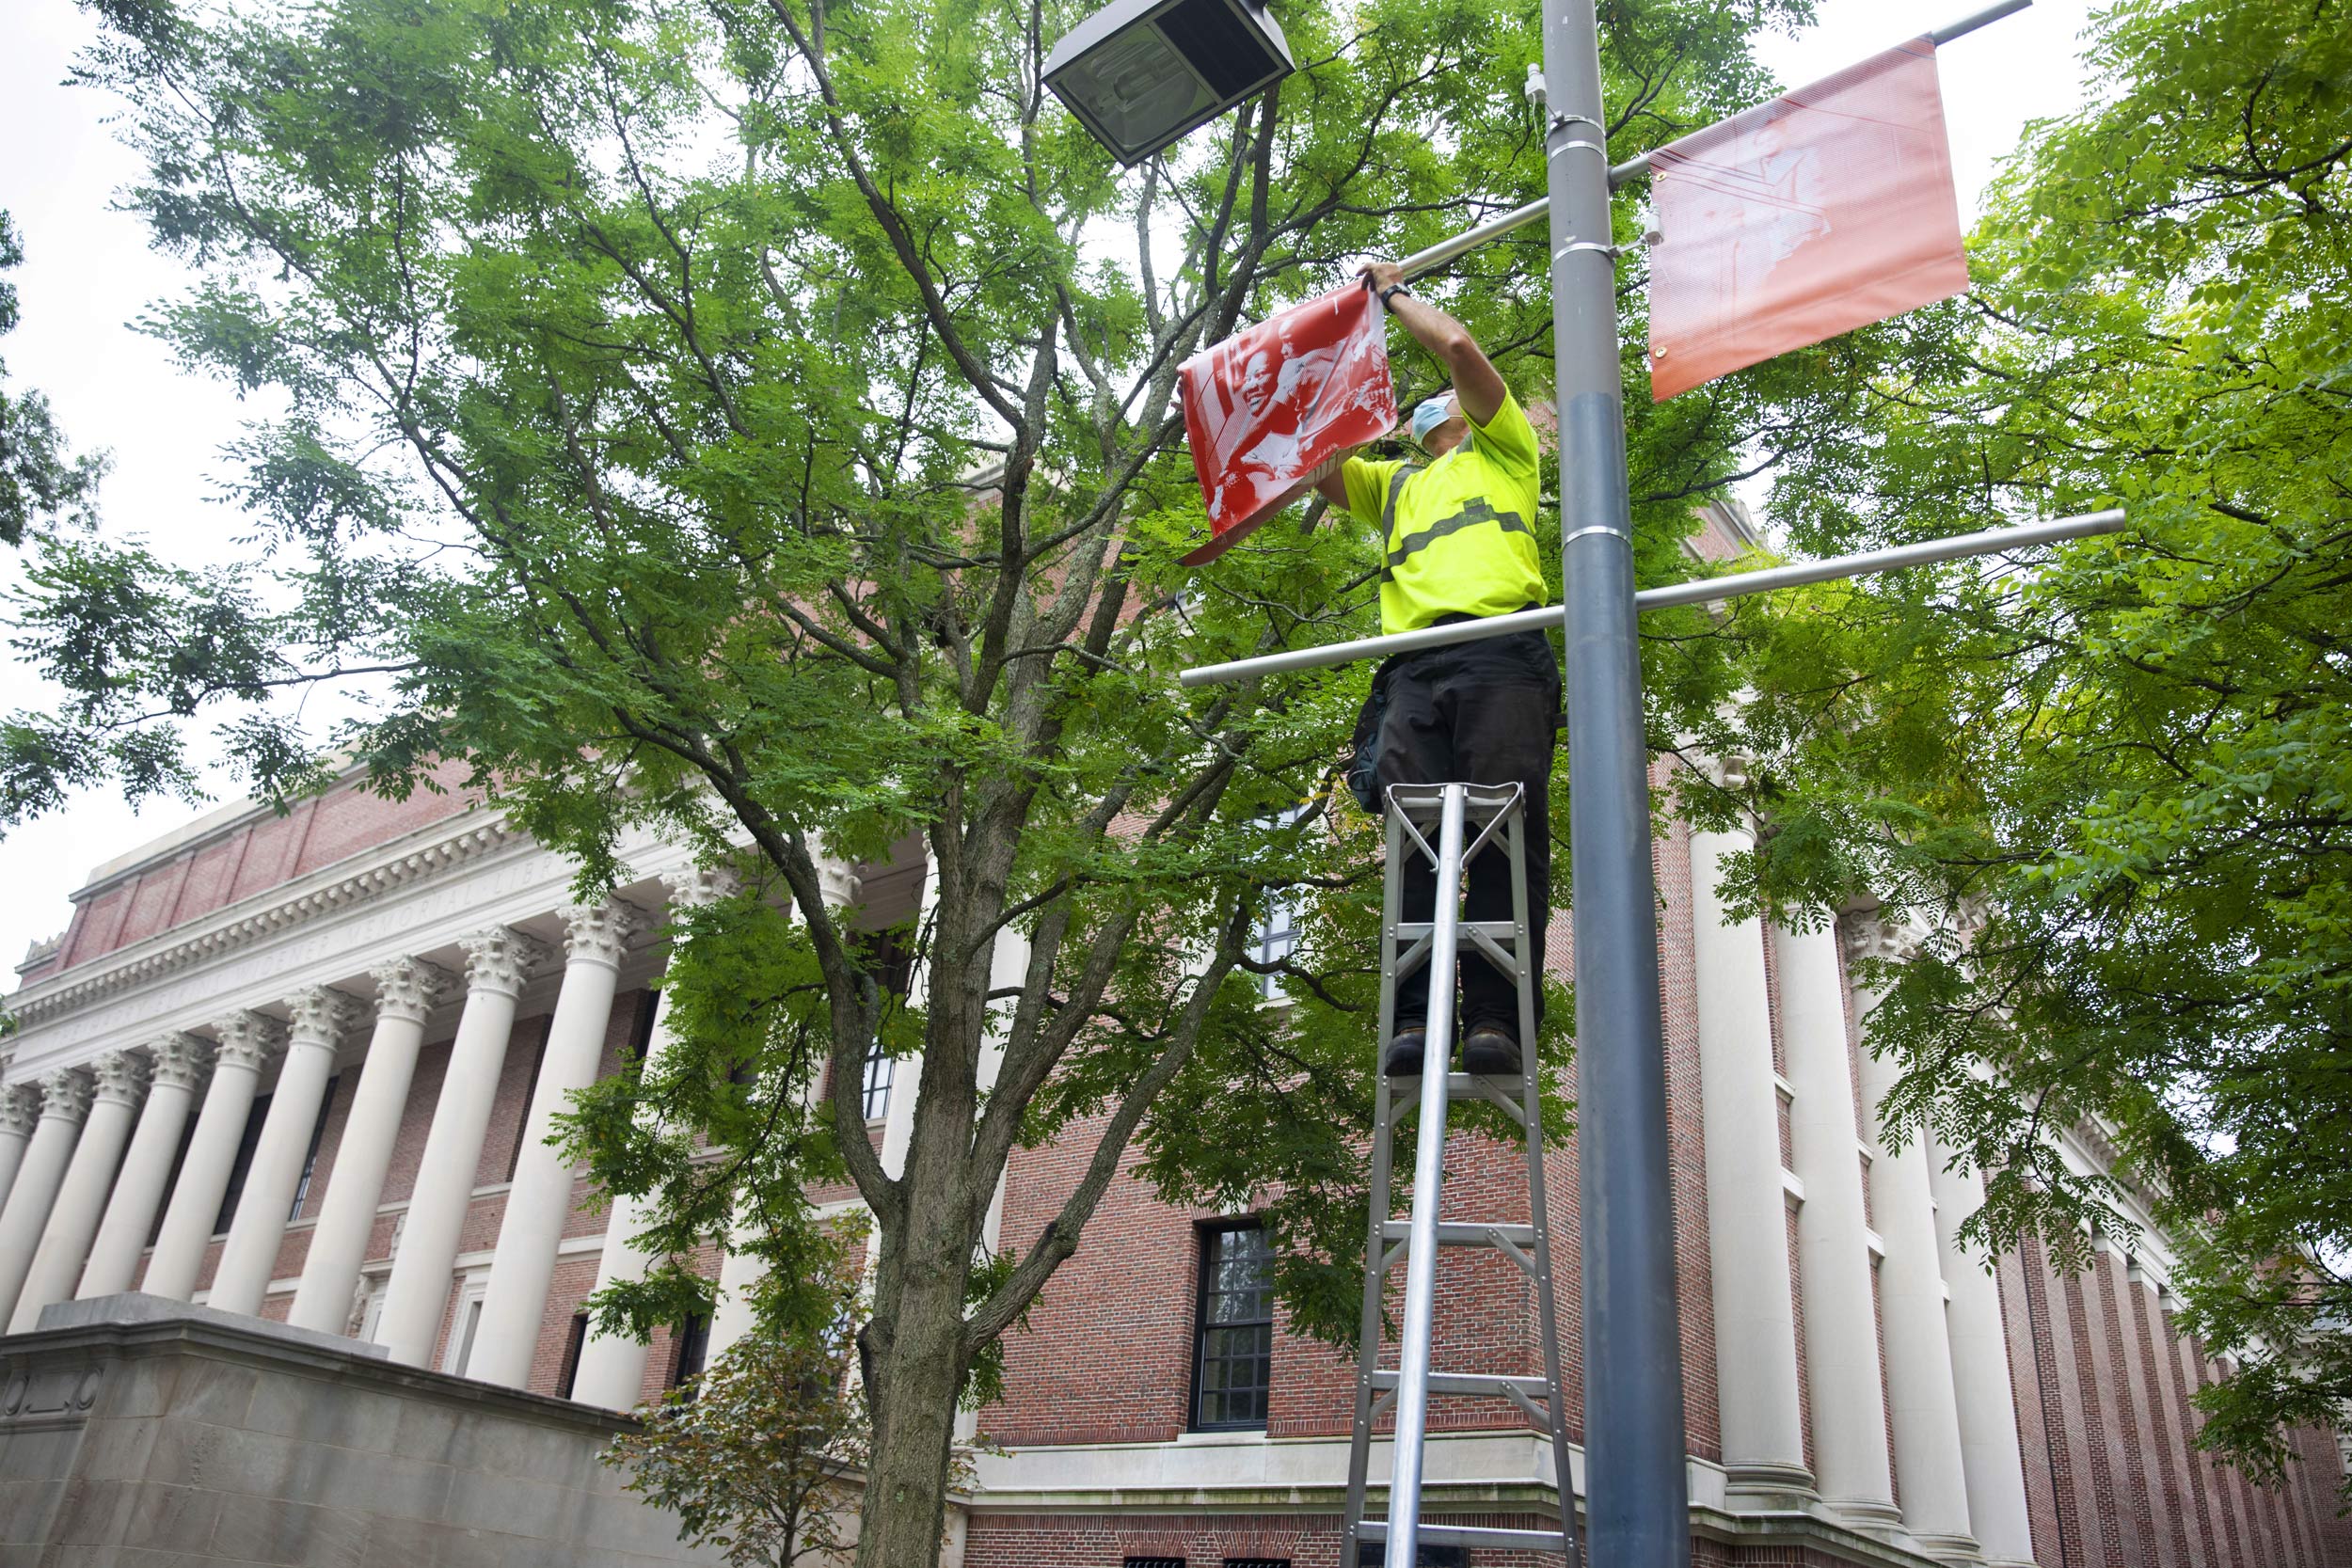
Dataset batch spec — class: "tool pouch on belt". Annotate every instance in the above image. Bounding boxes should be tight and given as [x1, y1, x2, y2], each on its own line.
[1343, 656, 1401, 814]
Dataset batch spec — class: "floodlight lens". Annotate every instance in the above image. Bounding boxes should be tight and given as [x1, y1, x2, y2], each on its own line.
[1044, 0, 1295, 165]
[1055, 27, 1217, 156]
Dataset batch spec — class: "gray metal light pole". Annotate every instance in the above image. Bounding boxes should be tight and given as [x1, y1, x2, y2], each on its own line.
[1540, 0, 1692, 1562]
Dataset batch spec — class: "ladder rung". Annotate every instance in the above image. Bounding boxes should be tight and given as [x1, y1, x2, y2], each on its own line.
[1369, 1370, 1551, 1402]
[1379, 1221, 1537, 1248]
[1394, 920, 1521, 941]
[1359, 1522, 1572, 1553]
[1391, 1073, 1530, 1127]
[1391, 1071, 1525, 1098]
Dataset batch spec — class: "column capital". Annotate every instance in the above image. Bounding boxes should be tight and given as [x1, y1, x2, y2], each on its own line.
[37, 1068, 95, 1125]
[815, 856, 862, 911]
[1843, 911, 1923, 967]
[660, 864, 739, 910]
[368, 955, 454, 1024]
[285, 986, 367, 1052]
[1699, 748, 1756, 792]
[459, 925, 554, 998]
[90, 1050, 151, 1110]
[561, 901, 644, 970]
[213, 1009, 289, 1072]
[146, 1034, 215, 1092]
[0, 1083, 42, 1137]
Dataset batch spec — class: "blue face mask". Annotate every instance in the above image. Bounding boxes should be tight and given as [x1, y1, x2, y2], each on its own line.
[1410, 395, 1456, 448]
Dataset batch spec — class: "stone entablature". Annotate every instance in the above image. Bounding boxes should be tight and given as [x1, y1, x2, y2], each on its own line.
[7, 816, 517, 1037]
[1, 812, 699, 1083]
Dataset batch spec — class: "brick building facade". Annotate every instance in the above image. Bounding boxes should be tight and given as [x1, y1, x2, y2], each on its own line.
[0, 510, 2344, 1565]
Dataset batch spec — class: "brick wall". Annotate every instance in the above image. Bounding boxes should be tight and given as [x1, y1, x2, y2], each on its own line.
[44, 761, 480, 977]
[1995, 1229, 2347, 1566]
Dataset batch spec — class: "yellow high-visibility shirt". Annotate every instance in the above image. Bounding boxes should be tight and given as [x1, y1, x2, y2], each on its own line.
[1340, 390, 1545, 635]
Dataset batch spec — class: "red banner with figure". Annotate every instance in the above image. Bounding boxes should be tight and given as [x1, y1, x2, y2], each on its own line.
[1646, 38, 1970, 401]
[1180, 283, 1397, 564]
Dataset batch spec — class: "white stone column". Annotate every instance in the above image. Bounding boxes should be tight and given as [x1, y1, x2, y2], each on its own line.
[1692, 823, 1811, 1498]
[571, 869, 729, 1409]
[375, 925, 551, 1368]
[1927, 1129, 2039, 1567]
[0, 1069, 95, 1327]
[289, 956, 452, 1334]
[209, 988, 364, 1316]
[1773, 917, 1900, 1527]
[0, 1085, 41, 1215]
[79, 1035, 215, 1301]
[10, 1053, 148, 1329]
[707, 855, 859, 1366]
[470, 901, 644, 1389]
[144, 1013, 284, 1301]
[1847, 918, 1979, 1561]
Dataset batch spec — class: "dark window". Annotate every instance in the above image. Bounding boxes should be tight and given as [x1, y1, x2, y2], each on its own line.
[861, 1044, 895, 1121]
[1250, 892, 1304, 1000]
[286, 1076, 340, 1221]
[556, 1310, 591, 1400]
[669, 1310, 712, 1392]
[1191, 1223, 1274, 1430]
[1356, 1549, 1466, 1567]
[214, 1091, 273, 1235]
[626, 990, 661, 1078]
[505, 1025, 550, 1181]
[1225, 1560, 1293, 1568]
[1124, 1560, 1186, 1568]
[857, 925, 917, 998]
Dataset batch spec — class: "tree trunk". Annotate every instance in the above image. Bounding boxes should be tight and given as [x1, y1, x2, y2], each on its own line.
[852, 1199, 976, 1567]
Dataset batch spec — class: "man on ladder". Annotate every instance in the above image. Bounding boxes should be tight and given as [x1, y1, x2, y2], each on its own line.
[1318, 260, 1557, 1081]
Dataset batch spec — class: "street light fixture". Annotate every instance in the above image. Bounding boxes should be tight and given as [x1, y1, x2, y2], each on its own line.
[1042, 0, 1293, 166]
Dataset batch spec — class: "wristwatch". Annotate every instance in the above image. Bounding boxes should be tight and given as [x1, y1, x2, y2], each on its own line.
[1378, 282, 1410, 311]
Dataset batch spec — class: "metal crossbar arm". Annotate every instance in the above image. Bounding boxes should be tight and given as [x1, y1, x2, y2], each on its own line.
[1179, 508, 2123, 688]
[1393, 0, 2031, 285]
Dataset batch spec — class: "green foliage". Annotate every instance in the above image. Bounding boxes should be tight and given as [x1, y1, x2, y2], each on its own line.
[1700, 0, 2352, 1491]
[0, 212, 108, 547]
[606, 1223, 988, 1568]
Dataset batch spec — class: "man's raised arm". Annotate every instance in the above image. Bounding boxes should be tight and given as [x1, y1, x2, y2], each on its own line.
[1359, 261, 1507, 426]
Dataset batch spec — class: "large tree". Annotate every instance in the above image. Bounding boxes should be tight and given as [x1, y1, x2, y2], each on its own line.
[1693, 0, 2352, 1493]
[18, 0, 1815, 1557]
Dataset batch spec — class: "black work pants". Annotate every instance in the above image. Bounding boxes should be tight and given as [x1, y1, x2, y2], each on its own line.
[1374, 627, 1558, 1039]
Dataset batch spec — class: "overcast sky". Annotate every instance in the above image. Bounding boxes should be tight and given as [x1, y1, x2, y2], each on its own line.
[0, 0, 2100, 986]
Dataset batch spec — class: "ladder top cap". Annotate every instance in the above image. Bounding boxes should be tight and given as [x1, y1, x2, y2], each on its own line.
[1383, 781, 1526, 820]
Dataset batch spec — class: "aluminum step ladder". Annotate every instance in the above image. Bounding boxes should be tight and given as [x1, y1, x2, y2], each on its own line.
[1343, 782, 1581, 1568]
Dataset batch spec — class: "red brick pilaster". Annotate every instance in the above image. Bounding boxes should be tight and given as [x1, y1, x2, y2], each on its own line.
[2131, 1277, 2209, 1568]
[2095, 1248, 2169, 1568]
[2060, 1257, 2129, 1567]
[1998, 1245, 2064, 1565]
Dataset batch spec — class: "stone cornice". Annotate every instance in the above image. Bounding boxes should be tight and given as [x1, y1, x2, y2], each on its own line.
[7, 817, 516, 1032]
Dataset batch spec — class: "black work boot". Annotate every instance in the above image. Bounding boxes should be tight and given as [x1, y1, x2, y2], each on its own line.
[1462, 1021, 1522, 1078]
[1383, 1027, 1427, 1078]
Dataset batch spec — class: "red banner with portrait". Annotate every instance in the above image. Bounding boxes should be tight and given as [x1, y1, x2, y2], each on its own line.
[1179, 284, 1397, 565]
